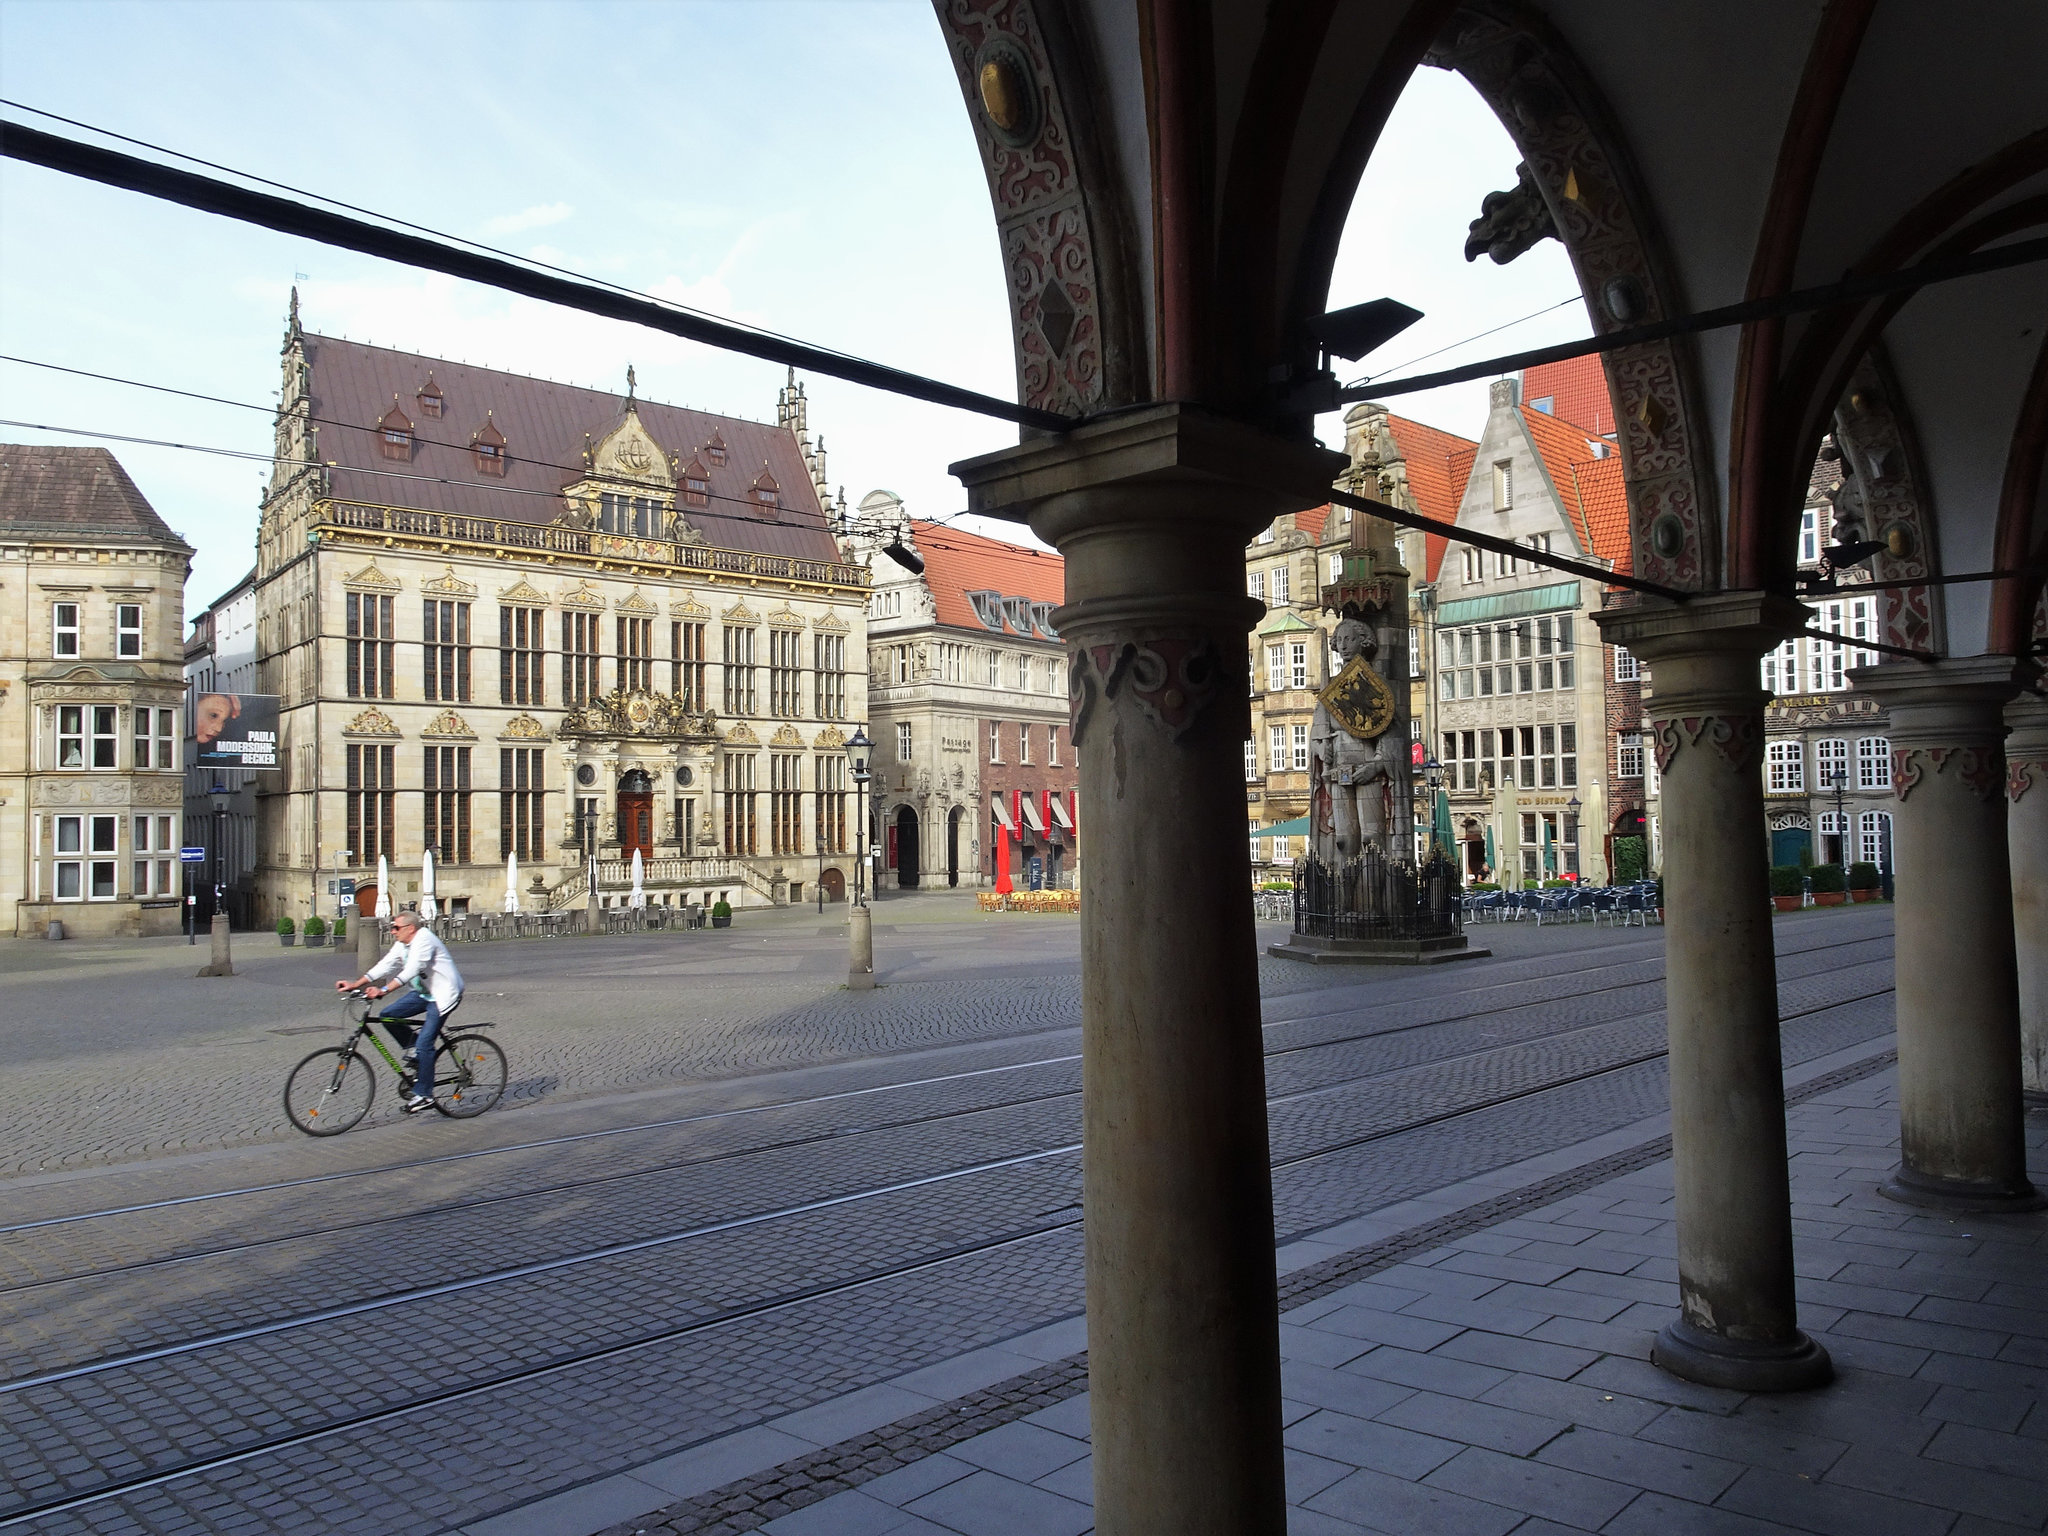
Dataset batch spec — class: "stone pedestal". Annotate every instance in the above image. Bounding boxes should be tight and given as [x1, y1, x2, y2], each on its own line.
[848, 903, 874, 990]
[1593, 594, 1830, 1392]
[357, 916, 383, 973]
[1851, 660, 2042, 1210]
[2008, 696, 2048, 1108]
[953, 405, 1344, 1536]
[1266, 931, 1489, 965]
[196, 913, 234, 978]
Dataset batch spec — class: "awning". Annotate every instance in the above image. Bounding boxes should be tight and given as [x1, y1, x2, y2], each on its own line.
[1021, 796, 1047, 833]
[1432, 580, 1581, 628]
[1050, 795, 1074, 830]
[1256, 816, 1310, 838]
[991, 796, 1016, 831]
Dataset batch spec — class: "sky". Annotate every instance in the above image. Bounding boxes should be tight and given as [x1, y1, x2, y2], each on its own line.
[0, 2, 1587, 609]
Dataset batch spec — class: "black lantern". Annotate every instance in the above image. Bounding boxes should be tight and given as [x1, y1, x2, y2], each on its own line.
[848, 727, 872, 906]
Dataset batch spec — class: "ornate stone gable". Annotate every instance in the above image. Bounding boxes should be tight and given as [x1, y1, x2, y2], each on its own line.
[591, 405, 675, 489]
[421, 563, 478, 598]
[498, 714, 547, 740]
[343, 707, 401, 737]
[770, 724, 805, 747]
[560, 579, 605, 611]
[559, 689, 715, 740]
[813, 610, 851, 634]
[422, 710, 476, 739]
[497, 577, 550, 605]
[723, 722, 760, 746]
[765, 604, 805, 630]
[342, 563, 401, 592]
[722, 600, 760, 624]
[671, 596, 711, 619]
[815, 726, 847, 749]
[616, 587, 659, 616]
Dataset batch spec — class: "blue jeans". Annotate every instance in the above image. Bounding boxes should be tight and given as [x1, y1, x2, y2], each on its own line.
[379, 991, 444, 1100]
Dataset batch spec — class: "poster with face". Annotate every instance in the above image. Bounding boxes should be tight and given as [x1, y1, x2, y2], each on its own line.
[191, 693, 281, 769]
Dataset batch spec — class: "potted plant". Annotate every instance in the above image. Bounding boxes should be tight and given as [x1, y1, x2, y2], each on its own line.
[303, 915, 328, 948]
[1848, 862, 1882, 902]
[332, 917, 347, 942]
[1809, 863, 1847, 906]
[710, 899, 732, 929]
[1768, 865, 1804, 912]
[277, 915, 297, 947]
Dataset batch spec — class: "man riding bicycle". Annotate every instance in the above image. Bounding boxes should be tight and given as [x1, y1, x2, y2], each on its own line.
[337, 909, 465, 1114]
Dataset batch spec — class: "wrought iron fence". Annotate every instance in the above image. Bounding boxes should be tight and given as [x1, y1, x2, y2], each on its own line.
[1291, 846, 1463, 942]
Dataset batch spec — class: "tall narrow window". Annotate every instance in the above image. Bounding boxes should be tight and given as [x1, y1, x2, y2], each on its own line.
[1048, 725, 1061, 766]
[500, 606, 545, 706]
[723, 752, 758, 855]
[562, 611, 601, 705]
[815, 754, 847, 853]
[673, 620, 708, 709]
[116, 603, 143, 658]
[897, 721, 914, 762]
[424, 746, 473, 863]
[1269, 724, 1287, 773]
[1491, 461, 1512, 509]
[57, 705, 84, 768]
[1815, 737, 1849, 790]
[500, 747, 547, 861]
[1290, 641, 1309, 691]
[1271, 564, 1291, 604]
[346, 593, 395, 699]
[722, 626, 757, 715]
[1267, 645, 1286, 693]
[1613, 645, 1640, 683]
[52, 602, 80, 658]
[989, 719, 1004, 763]
[771, 753, 803, 855]
[1857, 736, 1892, 790]
[812, 633, 845, 720]
[423, 600, 472, 703]
[1245, 740, 1258, 781]
[1019, 722, 1032, 764]
[346, 744, 396, 866]
[1766, 740, 1805, 792]
[617, 615, 653, 692]
[91, 706, 119, 769]
[1617, 731, 1644, 779]
[769, 629, 802, 718]
[1291, 723, 1309, 771]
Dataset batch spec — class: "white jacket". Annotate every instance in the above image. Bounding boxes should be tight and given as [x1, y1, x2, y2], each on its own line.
[366, 927, 465, 1012]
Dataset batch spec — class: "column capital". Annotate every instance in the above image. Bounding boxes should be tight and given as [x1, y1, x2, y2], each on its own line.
[2006, 693, 2048, 803]
[1849, 657, 2032, 741]
[1588, 591, 1808, 664]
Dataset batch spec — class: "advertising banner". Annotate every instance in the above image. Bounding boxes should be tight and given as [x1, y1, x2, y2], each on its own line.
[191, 692, 281, 769]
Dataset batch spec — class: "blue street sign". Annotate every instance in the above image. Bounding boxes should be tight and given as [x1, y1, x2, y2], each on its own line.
[180, 847, 207, 863]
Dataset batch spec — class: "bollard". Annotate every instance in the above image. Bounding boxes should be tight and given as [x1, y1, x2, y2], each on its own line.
[46, 919, 64, 941]
[848, 903, 875, 990]
[197, 912, 234, 977]
[357, 914, 383, 972]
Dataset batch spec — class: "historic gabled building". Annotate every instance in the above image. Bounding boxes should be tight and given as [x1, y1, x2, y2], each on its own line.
[2, 446, 192, 937]
[852, 497, 1075, 889]
[251, 297, 867, 922]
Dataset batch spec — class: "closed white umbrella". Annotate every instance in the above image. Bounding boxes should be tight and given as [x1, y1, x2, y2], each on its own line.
[628, 848, 646, 910]
[375, 855, 392, 919]
[504, 852, 521, 914]
[420, 848, 437, 922]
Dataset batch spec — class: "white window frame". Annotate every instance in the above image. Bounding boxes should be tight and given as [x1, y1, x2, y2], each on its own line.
[1271, 564, 1291, 604]
[1291, 723, 1309, 772]
[1617, 731, 1644, 779]
[1766, 740, 1805, 793]
[1858, 810, 1892, 867]
[1047, 725, 1060, 766]
[1613, 646, 1640, 682]
[1244, 740, 1258, 782]
[1462, 548, 1482, 584]
[116, 603, 143, 659]
[1492, 461, 1512, 510]
[1267, 644, 1287, 693]
[1268, 724, 1287, 773]
[1815, 737, 1849, 791]
[57, 705, 85, 769]
[1247, 570, 1266, 601]
[1290, 641, 1308, 691]
[53, 602, 80, 659]
[988, 720, 1003, 763]
[985, 649, 1001, 686]
[1857, 736, 1892, 790]
[896, 721, 913, 762]
[90, 705, 119, 770]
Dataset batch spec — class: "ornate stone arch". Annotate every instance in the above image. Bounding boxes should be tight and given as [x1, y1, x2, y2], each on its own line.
[1826, 352, 1944, 654]
[1425, 0, 1718, 592]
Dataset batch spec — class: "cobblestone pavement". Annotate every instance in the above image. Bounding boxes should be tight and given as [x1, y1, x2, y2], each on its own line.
[0, 901, 1907, 1534]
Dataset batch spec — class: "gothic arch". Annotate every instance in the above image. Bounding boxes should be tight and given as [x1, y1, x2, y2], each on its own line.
[1827, 350, 1945, 655]
[1989, 331, 2048, 656]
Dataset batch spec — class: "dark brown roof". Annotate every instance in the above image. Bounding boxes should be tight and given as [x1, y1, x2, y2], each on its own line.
[302, 335, 840, 562]
[0, 445, 190, 548]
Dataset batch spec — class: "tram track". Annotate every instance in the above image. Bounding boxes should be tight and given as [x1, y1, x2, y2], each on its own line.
[1, 925, 1889, 1243]
[0, 932, 1893, 1296]
[0, 974, 1901, 1533]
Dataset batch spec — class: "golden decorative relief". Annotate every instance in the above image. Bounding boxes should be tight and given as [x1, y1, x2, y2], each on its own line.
[723, 723, 759, 745]
[342, 563, 401, 592]
[343, 707, 401, 737]
[559, 580, 605, 611]
[771, 724, 804, 747]
[499, 714, 548, 739]
[615, 587, 658, 615]
[422, 709, 476, 739]
[497, 578, 550, 605]
[721, 600, 760, 623]
[421, 563, 478, 598]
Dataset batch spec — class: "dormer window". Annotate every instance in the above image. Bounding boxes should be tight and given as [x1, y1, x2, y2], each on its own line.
[471, 414, 507, 477]
[679, 457, 710, 508]
[379, 400, 415, 461]
[416, 375, 444, 418]
[705, 430, 728, 466]
[1003, 596, 1031, 634]
[1030, 602, 1058, 638]
[966, 591, 1005, 631]
[750, 466, 779, 511]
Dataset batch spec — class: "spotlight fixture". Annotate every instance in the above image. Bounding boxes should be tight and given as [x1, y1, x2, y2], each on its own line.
[881, 540, 925, 576]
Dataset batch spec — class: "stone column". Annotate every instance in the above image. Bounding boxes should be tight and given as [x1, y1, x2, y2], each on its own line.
[2010, 695, 2048, 1107]
[1592, 595, 1831, 1392]
[1851, 659, 2042, 1209]
[953, 406, 1344, 1536]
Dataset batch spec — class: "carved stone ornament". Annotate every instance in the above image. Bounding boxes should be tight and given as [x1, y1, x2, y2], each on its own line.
[1892, 744, 2003, 803]
[771, 724, 804, 747]
[2010, 758, 2047, 803]
[422, 710, 476, 740]
[722, 600, 760, 624]
[421, 564, 478, 598]
[342, 563, 401, 592]
[815, 726, 847, 749]
[671, 596, 711, 620]
[1831, 354, 1943, 653]
[724, 722, 760, 746]
[498, 577, 550, 606]
[765, 604, 805, 630]
[134, 777, 182, 805]
[1648, 713, 1762, 772]
[1892, 747, 1922, 800]
[1465, 162, 1559, 264]
[813, 610, 851, 634]
[559, 580, 605, 611]
[343, 707, 401, 738]
[615, 587, 658, 615]
[1069, 635, 1229, 746]
[499, 714, 548, 740]
[560, 689, 715, 741]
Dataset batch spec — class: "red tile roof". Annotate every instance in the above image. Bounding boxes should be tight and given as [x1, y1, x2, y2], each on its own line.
[302, 334, 840, 562]
[1520, 354, 1615, 437]
[1564, 454, 1632, 575]
[912, 520, 1066, 636]
[1519, 404, 1639, 570]
[1381, 415, 1478, 584]
[1295, 504, 1332, 540]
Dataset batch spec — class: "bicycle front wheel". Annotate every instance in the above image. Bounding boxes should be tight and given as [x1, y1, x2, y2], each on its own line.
[284, 1047, 375, 1136]
[432, 1034, 507, 1118]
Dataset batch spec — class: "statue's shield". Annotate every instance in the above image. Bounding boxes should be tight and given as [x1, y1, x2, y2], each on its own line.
[1317, 656, 1397, 741]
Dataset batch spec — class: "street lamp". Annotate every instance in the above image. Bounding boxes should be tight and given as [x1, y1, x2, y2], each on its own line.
[1422, 757, 1446, 860]
[1567, 793, 1581, 881]
[848, 727, 871, 908]
[209, 782, 229, 921]
[1827, 764, 1849, 864]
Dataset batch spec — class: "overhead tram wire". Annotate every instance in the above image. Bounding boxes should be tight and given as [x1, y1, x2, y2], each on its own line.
[1347, 294, 1585, 388]
[0, 118, 1077, 435]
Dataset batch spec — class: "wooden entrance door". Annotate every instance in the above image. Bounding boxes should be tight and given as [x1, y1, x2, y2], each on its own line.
[619, 794, 655, 861]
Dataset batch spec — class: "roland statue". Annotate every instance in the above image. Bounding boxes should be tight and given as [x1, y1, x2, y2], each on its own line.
[1309, 615, 1409, 862]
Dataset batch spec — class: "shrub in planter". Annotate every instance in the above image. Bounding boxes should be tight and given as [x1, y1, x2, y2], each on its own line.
[1808, 863, 1847, 905]
[1469, 881, 1499, 891]
[1848, 862, 1881, 901]
[276, 915, 297, 946]
[1541, 879, 1570, 889]
[303, 915, 327, 947]
[710, 899, 733, 929]
[332, 918, 347, 940]
[1768, 865, 1805, 911]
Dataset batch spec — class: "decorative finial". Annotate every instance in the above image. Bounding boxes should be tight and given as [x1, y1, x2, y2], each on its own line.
[625, 364, 637, 407]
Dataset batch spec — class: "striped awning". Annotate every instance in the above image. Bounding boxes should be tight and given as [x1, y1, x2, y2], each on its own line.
[991, 796, 1016, 831]
[1050, 795, 1074, 830]
[1022, 796, 1047, 833]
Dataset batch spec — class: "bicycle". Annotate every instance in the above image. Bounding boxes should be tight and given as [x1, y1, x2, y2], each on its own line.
[283, 988, 508, 1136]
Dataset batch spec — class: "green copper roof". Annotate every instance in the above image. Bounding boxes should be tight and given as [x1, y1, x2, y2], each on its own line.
[1256, 610, 1321, 636]
[1433, 580, 1581, 628]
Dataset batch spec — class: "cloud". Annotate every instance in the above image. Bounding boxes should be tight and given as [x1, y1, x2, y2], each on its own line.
[481, 202, 574, 237]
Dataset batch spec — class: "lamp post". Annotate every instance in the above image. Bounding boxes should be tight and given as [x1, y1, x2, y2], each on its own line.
[848, 727, 874, 988]
[200, 782, 234, 977]
[1567, 793, 1581, 881]
[1827, 764, 1849, 866]
[1423, 756, 1446, 861]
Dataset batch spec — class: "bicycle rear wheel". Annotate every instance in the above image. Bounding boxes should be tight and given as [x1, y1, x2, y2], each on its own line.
[284, 1047, 375, 1135]
[432, 1034, 507, 1118]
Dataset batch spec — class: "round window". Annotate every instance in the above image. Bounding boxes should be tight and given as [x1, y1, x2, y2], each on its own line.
[675, 765, 694, 787]
[575, 764, 597, 787]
